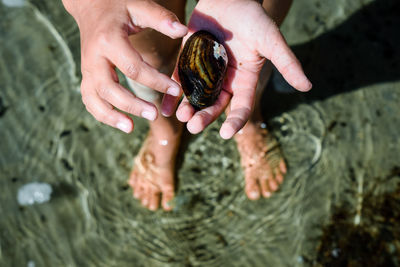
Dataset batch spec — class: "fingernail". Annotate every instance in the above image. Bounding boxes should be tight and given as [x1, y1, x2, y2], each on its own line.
[166, 86, 180, 97]
[141, 110, 156, 121]
[161, 104, 173, 117]
[116, 119, 131, 133]
[171, 21, 186, 32]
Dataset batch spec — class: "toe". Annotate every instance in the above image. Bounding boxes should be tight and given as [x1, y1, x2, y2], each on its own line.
[268, 178, 279, 192]
[275, 171, 284, 185]
[133, 179, 144, 199]
[279, 159, 287, 174]
[141, 186, 151, 208]
[260, 178, 271, 198]
[260, 168, 273, 198]
[149, 188, 160, 211]
[245, 175, 260, 200]
[128, 170, 137, 189]
[161, 186, 174, 211]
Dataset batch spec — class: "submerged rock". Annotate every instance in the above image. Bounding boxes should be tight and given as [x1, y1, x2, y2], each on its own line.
[17, 182, 53, 206]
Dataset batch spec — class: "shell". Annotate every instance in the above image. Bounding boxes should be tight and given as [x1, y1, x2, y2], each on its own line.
[178, 30, 228, 110]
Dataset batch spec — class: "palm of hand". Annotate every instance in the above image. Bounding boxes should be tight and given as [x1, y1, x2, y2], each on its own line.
[167, 0, 311, 139]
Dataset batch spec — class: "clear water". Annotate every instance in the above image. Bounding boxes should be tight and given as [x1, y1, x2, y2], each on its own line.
[1, 0, 399, 266]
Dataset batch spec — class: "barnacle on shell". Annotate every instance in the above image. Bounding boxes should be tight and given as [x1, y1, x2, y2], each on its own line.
[178, 30, 228, 110]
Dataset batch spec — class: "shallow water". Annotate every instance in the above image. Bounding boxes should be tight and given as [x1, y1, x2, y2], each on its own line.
[1, 0, 399, 266]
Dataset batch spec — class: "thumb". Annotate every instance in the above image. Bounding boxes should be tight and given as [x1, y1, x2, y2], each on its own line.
[127, 1, 188, 39]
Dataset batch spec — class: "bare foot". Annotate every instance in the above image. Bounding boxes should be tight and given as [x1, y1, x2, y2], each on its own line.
[128, 123, 182, 211]
[234, 121, 287, 200]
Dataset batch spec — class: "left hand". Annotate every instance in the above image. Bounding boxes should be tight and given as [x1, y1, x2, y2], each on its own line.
[162, 0, 311, 139]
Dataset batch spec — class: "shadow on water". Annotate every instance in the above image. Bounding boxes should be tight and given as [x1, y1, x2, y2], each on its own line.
[261, 0, 400, 265]
[262, 0, 400, 120]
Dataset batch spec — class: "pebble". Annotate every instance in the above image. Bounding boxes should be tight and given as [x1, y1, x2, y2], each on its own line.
[17, 182, 52, 206]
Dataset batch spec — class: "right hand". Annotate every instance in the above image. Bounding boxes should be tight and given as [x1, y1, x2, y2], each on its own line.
[62, 0, 188, 133]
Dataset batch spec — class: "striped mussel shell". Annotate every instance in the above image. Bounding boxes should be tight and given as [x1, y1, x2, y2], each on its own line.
[178, 30, 228, 110]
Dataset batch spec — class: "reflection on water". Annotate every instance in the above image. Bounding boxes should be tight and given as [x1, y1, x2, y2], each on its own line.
[0, 0, 399, 266]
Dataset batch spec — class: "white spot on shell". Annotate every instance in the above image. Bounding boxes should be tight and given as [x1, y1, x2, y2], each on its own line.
[213, 41, 228, 64]
[17, 182, 52, 206]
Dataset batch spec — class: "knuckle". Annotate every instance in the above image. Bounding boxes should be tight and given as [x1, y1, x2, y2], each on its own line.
[93, 110, 110, 124]
[96, 84, 111, 99]
[96, 31, 114, 48]
[125, 63, 140, 79]
[125, 103, 139, 115]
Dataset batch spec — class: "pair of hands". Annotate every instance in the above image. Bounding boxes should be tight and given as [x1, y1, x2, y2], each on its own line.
[63, 0, 311, 139]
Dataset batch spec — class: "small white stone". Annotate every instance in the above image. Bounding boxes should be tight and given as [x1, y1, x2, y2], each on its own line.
[159, 139, 168, 146]
[2, 0, 26, 7]
[27, 261, 35, 267]
[17, 182, 52, 206]
[296, 256, 304, 263]
[331, 248, 340, 258]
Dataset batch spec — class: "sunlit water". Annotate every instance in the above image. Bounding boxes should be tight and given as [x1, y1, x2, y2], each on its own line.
[1, 0, 399, 266]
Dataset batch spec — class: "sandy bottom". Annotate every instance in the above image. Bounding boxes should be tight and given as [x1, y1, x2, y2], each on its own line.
[0, 0, 399, 266]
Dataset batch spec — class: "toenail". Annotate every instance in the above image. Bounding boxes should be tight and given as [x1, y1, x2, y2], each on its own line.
[164, 202, 172, 210]
[264, 191, 271, 198]
[142, 199, 148, 206]
[250, 191, 259, 199]
[149, 205, 157, 211]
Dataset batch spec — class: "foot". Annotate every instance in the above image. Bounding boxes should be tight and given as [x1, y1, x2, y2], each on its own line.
[234, 121, 287, 200]
[128, 127, 182, 211]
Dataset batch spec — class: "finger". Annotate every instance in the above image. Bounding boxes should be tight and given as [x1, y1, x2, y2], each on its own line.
[161, 93, 182, 117]
[257, 25, 312, 92]
[127, 0, 187, 39]
[98, 82, 158, 121]
[106, 37, 181, 97]
[176, 97, 195, 122]
[81, 88, 134, 133]
[186, 90, 231, 134]
[91, 60, 159, 121]
[219, 68, 257, 139]
[159, 63, 182, 117]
